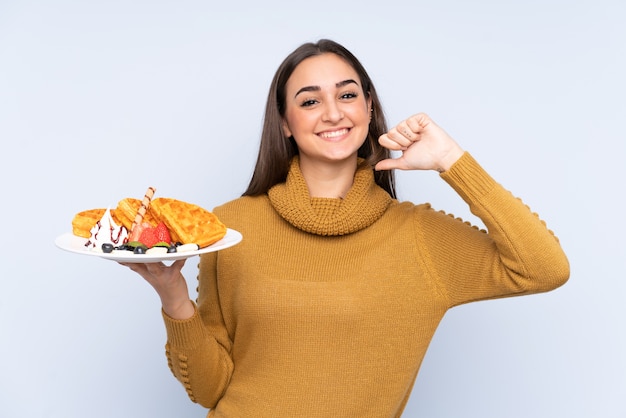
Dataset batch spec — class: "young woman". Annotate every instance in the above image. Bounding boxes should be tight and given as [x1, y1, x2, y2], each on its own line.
[122, 39, 569, 417]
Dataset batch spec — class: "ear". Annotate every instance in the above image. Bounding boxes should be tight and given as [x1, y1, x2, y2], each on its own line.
[282, 119, 293, 138]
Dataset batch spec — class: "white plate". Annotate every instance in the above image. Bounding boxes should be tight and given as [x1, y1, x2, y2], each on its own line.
[55, 228, 242, 263]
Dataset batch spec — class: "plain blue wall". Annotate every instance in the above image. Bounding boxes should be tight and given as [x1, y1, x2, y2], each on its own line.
[1, 0, 624, 416]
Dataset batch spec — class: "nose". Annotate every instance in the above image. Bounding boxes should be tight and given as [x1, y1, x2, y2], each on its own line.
[322, 100, 344, 123]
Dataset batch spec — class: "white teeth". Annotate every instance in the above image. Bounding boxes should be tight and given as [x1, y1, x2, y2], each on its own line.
[319, 129, 349, 138]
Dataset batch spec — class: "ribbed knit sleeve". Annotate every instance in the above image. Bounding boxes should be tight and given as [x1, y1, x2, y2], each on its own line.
[418, 152, 570, 307]
[162, 255, 234, 409]
[163, 304, 207, 349]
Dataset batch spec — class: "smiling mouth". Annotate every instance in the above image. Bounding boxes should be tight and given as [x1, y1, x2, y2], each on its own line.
[318, 128, 350, 139]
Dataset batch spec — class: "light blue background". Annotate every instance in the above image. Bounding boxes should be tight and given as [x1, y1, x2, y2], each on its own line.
[1, 0, 624, 417]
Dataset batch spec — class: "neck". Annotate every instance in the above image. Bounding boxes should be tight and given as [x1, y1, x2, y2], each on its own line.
[298, 156, 357, 199]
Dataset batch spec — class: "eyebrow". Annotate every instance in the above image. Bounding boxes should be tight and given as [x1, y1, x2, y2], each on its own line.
[294, 79, 359, 98]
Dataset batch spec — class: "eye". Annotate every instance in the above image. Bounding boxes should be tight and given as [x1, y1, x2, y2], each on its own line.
[300, 98, 319, 107]
[340, 91, 358, 100]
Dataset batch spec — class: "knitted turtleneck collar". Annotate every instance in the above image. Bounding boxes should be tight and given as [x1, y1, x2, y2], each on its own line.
[268, 156, 392, 236]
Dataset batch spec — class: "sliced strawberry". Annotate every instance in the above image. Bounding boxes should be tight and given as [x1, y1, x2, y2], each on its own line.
[154, 221, 171, 244]
[138, 227, 160, 248]
[129, 222, 151, 242]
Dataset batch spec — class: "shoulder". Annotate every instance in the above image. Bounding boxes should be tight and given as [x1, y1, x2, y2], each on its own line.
[212, 195, 272, 228]
[214, 195, 267, 211]
[388, 199, 439, 218]
[387, 199, 478, 233]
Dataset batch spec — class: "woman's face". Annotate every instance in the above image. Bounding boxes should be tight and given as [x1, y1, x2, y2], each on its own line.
[282, 53, 372, 166]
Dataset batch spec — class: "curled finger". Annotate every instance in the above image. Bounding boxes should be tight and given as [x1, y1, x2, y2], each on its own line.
[378, 134, 407, 151]
[391, 128, 414, 147]
[398, 124, 415, 141]
[406, 113, 431, 133]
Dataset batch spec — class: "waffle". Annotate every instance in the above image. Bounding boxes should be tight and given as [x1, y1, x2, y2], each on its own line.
[115, 198, 159, 231]
[72, 208, 125, 238]
[151, 197, 227, 248]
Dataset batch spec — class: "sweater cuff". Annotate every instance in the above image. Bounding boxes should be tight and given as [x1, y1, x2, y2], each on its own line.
[440, 152, 498, 202]
[162, 302, 207, 350]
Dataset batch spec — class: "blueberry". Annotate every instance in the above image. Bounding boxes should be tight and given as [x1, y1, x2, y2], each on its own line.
[101, 243, 114, 253]
[167, 245, 177, 253]
[133, 246, 146, 254]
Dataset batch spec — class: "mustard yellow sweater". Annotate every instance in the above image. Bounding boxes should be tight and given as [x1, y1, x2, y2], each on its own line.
[163, 152, 569, 417]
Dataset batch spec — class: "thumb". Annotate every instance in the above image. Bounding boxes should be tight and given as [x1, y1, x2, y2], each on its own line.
[375, 158, 402, 171]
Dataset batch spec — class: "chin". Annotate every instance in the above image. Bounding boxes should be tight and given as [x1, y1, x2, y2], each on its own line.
[321, 152, 360, 163]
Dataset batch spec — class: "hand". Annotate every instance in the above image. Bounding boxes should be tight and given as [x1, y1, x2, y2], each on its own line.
[119, 259, 194, 319]
[375, 113, 464, 172]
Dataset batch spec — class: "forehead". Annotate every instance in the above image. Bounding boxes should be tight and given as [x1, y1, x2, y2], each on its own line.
[286, 53, 361, 91]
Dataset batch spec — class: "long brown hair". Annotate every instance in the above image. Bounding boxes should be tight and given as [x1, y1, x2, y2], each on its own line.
[243, 39, 396, 198]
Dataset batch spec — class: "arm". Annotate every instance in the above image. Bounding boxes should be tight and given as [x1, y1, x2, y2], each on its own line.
[417, 153, 569, 306]
[120, 254, 234, 407]
[161, 252, 234, 407]
[378, 113, 569, 305]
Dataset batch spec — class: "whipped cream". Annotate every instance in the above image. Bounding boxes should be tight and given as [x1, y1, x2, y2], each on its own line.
[85, 207, 129, 250]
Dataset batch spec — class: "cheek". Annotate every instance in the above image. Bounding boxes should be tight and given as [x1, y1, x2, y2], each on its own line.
[282, 108, 299, 137]
[350, 107, 371, 126]
[285, 109, 315, 134]
[350, 100, 371, 120]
